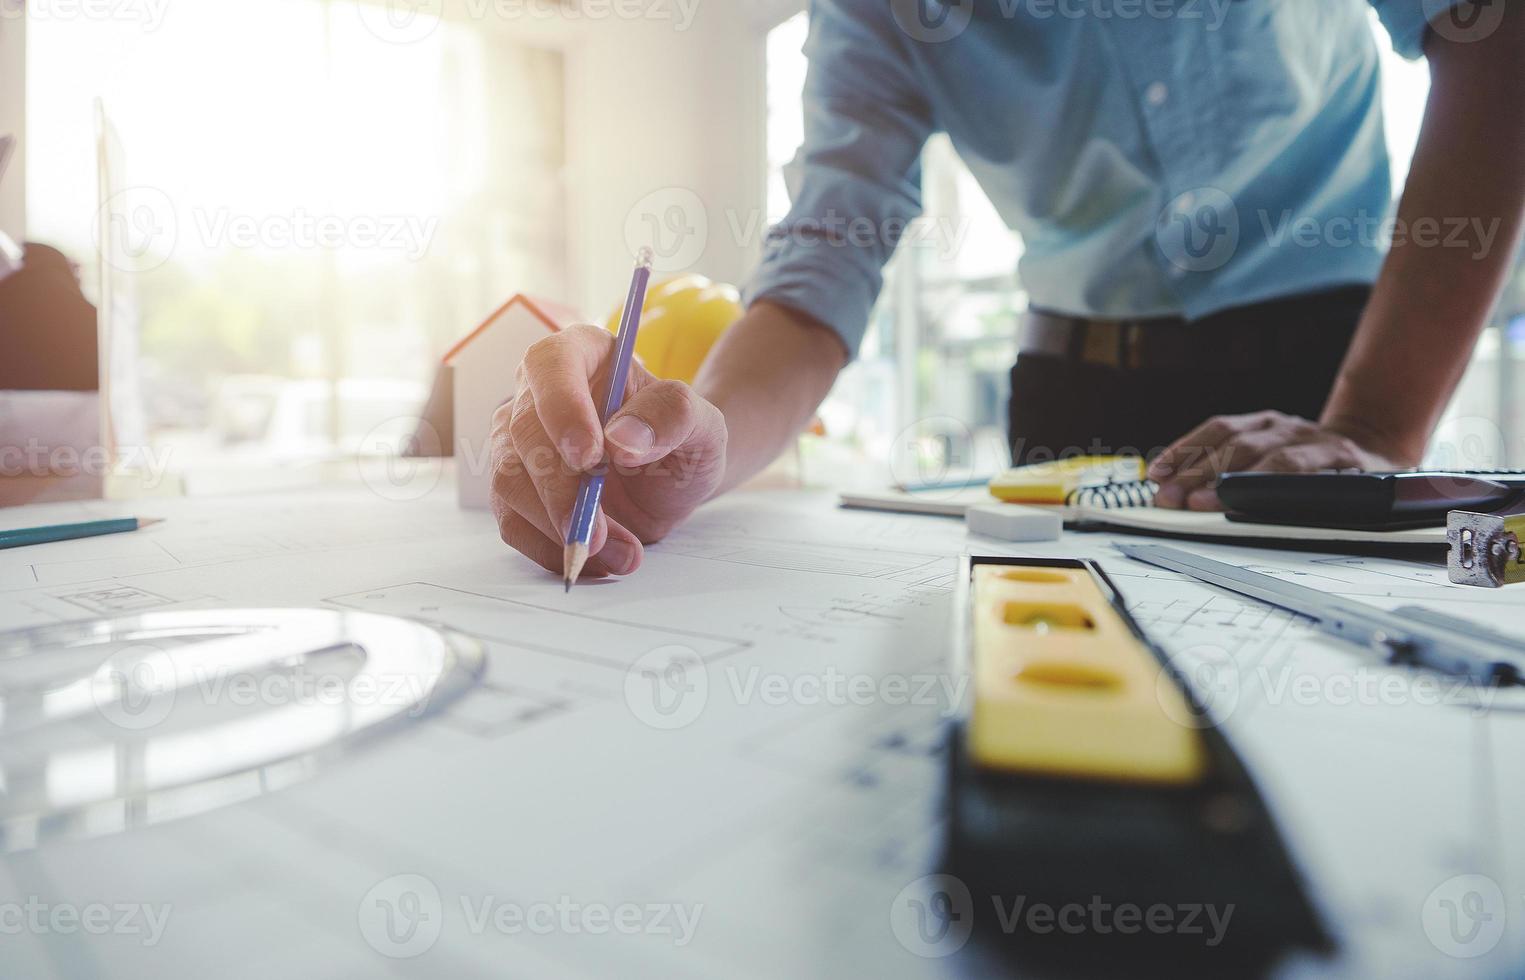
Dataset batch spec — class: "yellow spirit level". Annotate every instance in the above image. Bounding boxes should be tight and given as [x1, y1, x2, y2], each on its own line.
[944, 555, 1328, 962]
[966, 560, 1207, 784]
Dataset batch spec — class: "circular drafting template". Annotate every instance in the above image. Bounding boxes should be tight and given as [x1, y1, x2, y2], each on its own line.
[0, 608, 484, 851]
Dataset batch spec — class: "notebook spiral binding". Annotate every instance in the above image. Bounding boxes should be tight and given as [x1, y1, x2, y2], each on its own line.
[1066, 479, 1158, 509]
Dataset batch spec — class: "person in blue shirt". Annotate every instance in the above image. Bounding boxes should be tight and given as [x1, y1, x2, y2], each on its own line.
[491, 0, 1523, 582]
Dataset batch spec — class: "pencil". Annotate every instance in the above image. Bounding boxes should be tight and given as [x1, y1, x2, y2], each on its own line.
[564, 247, 654, 591]
[0, 517, 164, 551]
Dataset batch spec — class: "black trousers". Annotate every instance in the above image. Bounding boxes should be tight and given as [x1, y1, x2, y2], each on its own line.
[1007, 286, 1371, 466]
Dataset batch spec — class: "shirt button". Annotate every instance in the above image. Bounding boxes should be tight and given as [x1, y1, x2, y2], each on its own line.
[1146, 82, 1169, 107]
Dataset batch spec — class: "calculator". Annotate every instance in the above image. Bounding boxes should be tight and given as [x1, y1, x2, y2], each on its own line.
[1216, 470, 1525, 530]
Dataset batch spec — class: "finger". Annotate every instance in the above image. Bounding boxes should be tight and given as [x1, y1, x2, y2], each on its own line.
[521, 325, 618, 471]
[1185, 487, 1226, 511]
[1201, 427, 1296, 469]
[603, 379, 725, 468]
[1194, 441, 1351, 512]
[488, 399, 528, 527]
[1152, 430, 1237, 508]
[1153, 414, 1286, 508]
[1149, 411, 1277, 481]
[509, 393, 598, 538]
[494, 441, 595, 544]
[1154, 439, 1246, 508]
[492, 441, 643, 575]
[506, 398, 644, 574]
[499, 509, 615, 579]
[1158, 440, 1264, 507]
[1148, 418, 1234, 482]
[1181, 437, 1294, 512]
[1246, 444, 1349, 475]
[495, 470, 636, 578]
[492, 402, 590, 567]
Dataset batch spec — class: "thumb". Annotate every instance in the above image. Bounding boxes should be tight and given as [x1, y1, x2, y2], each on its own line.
[602, 380, 724, 468]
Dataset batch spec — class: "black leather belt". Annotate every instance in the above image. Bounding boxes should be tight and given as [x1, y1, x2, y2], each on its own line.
[1018, 309, 1268, 372]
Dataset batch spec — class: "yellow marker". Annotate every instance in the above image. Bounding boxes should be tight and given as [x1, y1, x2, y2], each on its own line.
[987, 455, 1148, 505]
[965, 560, 1207, 785]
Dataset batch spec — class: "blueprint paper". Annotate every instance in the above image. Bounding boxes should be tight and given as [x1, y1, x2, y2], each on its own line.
[0, 478, 1518, 978]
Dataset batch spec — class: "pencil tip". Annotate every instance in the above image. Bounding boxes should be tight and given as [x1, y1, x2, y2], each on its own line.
[562, 542, 589, 592]
[137, 518, 165, 528]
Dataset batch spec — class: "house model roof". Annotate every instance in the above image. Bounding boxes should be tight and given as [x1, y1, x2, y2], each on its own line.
[442, 294, 585, 366]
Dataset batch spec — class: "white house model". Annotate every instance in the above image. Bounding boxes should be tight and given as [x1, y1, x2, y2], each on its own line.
[443, 294, 583, 509]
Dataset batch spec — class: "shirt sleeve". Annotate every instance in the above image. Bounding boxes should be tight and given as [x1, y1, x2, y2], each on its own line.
[743, 0, 935, 357]
[1368, 0, 1475, 59]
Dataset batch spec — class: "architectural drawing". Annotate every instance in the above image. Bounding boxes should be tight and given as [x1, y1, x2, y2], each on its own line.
[0, 486, 1514, 978]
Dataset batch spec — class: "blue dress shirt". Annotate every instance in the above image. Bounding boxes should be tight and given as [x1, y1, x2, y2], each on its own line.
[746, 0, 1468, 355]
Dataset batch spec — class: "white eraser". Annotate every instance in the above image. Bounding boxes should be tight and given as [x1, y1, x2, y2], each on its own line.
[966, 502, 1063, 542]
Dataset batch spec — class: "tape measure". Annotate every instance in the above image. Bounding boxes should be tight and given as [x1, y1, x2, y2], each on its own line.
[1448, 511, 1525, 588]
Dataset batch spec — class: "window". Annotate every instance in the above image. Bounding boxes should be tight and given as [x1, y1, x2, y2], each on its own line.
[27, 1, 566, 476]
[766, 11, 1018, 488]
[765, 12, 1525, 478]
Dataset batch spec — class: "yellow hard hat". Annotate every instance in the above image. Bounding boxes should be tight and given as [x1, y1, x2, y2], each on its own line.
[606, 274, 744, 384]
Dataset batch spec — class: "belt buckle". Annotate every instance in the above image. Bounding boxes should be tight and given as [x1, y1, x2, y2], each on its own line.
[1082, 320, 1121, 368]
[1118, 320, 1142, 371]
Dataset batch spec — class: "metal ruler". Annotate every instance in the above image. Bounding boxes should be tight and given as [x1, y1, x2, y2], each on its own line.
[1118, 543, 1525, 688]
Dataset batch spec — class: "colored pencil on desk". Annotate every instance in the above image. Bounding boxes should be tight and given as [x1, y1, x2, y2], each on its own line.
[0, 517, 164, 551]
[564, 246, 654, 591]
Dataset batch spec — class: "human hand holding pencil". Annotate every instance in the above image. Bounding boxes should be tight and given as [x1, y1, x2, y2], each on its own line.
[489, 248, 728, 585]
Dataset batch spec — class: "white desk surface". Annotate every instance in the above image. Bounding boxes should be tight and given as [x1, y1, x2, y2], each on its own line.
[0, 470, 1521, 979]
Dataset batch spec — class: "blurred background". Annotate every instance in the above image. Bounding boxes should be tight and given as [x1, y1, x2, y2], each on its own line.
[2, 0, 1522, 494]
